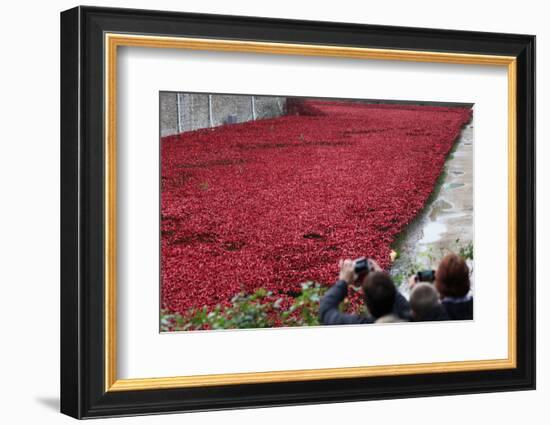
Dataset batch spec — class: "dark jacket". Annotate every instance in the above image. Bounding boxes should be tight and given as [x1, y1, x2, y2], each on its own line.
[441, 296, 473, 320]
[411, 304, 449, 322]
[319, 280, 411, 325]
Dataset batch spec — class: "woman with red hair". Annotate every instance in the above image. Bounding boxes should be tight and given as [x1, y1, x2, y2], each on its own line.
[435, 253, 473, 320]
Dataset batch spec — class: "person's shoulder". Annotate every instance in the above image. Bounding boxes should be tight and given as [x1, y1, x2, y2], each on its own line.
[374, 314, 406, 324]
[415, 305, 449, 321]
[358, 315, 374, 324]
[442, 297, 473, 320]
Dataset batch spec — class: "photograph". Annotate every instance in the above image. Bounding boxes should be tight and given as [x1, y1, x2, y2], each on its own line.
[159, 93, 475, 332]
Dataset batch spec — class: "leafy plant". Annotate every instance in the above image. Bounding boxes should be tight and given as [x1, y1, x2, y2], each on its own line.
[280, 282, 325, 326]
[459, 241, 474, 260]
[161, 282, 329, 332]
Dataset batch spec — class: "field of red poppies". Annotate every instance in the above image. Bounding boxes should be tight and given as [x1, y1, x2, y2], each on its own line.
[161, 100, 472, 316]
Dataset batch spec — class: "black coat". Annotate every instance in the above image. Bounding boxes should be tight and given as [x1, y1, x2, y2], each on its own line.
[319, 280, 411, 325]
[411, 304, 449, 322]
[441, 298, 473, 320]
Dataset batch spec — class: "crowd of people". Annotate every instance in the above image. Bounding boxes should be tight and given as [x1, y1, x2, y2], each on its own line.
[319, 253, 473, 325]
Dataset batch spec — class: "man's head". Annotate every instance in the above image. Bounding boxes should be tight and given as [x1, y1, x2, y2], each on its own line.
[410, 283, 440, 320]
[435, 253, 470, 298]
[362, 271, 396, 319]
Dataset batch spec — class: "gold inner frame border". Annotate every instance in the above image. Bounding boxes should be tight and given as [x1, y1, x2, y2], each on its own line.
[104, 33, 517, 392]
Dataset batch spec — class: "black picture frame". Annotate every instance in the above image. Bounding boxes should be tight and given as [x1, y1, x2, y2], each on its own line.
[61, 5, 535, 419]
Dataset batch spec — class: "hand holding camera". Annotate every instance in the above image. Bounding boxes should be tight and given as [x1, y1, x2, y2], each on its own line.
[408, 269, 436, 290]
[416, 269, 436, 282]
[339, 257, 381, 286]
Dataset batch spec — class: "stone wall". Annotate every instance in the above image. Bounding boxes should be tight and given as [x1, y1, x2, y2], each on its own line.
[160, 92, 286, 137]
[159, 92, 178, 137]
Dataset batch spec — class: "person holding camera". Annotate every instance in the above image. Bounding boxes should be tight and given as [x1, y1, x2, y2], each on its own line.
[408, 252, 473, 321]
[319, 257, 411, 325]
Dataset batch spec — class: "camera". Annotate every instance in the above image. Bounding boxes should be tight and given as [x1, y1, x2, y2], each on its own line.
[416, 269, 436, 282]
[353, 257, 372, 277]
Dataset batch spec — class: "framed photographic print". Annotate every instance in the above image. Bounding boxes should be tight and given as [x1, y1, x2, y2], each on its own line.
[60, 6, 535, 419]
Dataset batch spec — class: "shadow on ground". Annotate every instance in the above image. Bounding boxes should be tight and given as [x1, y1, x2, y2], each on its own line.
[35, 396, 59, 412]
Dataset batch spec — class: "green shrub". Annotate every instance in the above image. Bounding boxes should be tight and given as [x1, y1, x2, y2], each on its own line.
[161, 282, 328, 332]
